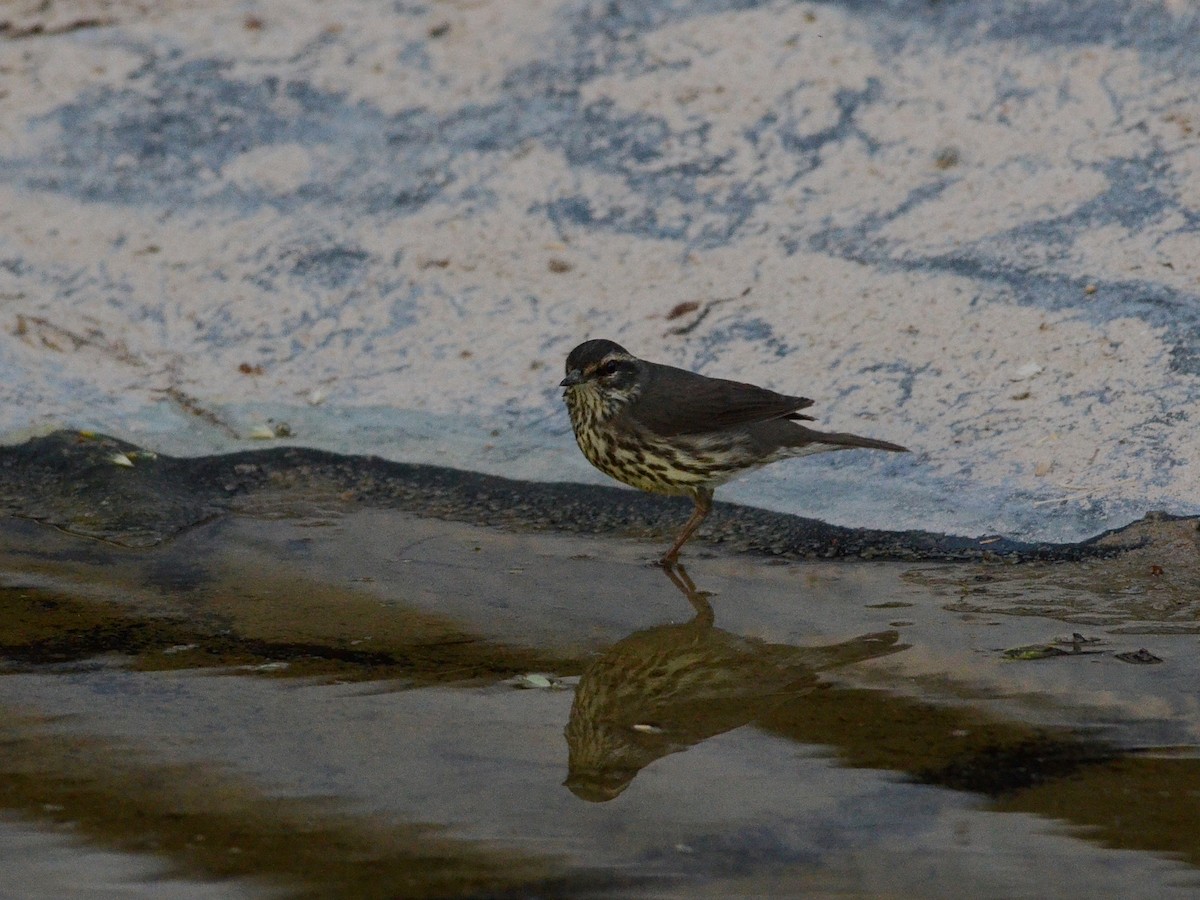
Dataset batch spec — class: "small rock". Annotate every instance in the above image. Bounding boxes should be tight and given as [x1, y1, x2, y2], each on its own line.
[1115, 649, 1163, 664]
[1011, 361, 1044, 381]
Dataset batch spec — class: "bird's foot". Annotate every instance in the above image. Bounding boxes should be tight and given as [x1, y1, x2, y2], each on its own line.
[640, 557, 675, 570]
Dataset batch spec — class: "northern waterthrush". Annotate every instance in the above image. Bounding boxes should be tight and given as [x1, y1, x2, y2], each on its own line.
[560, 339, 909, 564]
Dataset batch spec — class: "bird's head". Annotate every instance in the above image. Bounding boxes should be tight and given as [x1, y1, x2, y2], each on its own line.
[560, 339, 642, 414]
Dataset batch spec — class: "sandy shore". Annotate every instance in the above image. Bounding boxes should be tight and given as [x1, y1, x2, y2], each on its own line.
[1, 0, 1198, 545]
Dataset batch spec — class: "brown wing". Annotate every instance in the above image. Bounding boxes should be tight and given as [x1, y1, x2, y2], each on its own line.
[628, 360, 815, 436]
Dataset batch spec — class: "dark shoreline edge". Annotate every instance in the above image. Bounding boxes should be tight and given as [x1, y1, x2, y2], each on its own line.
[0, 430, 1176, 560]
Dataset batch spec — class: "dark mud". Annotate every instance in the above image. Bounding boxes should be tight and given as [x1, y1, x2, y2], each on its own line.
[0, 431, 1184, 559]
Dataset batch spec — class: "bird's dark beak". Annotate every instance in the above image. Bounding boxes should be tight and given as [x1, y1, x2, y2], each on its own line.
[560, 369, 584, 388]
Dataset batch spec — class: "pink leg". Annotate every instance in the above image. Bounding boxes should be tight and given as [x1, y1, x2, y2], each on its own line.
[659, 488, 713, 566]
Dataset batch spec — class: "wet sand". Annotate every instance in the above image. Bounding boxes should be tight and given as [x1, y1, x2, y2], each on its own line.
[1, 434, 1200, 896]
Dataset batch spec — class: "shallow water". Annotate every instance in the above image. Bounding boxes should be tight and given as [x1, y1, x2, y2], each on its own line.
[2, 500, 1200, 898]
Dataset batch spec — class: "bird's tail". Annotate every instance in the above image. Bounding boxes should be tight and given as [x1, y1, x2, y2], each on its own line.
[791, 426, 909, 454]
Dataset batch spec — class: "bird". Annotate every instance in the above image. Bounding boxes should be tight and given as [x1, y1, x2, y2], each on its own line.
[560, 339, 909, 564]
[564, 564, 905, 801]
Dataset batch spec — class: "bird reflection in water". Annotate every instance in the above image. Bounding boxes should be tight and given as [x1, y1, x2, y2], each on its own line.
[563, 565, 906, 802]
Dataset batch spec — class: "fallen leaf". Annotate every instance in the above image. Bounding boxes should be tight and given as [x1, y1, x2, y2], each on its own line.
[666, 300, 701, 320]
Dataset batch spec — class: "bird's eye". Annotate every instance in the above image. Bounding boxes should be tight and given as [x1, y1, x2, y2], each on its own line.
[598, 360, 619, 376]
